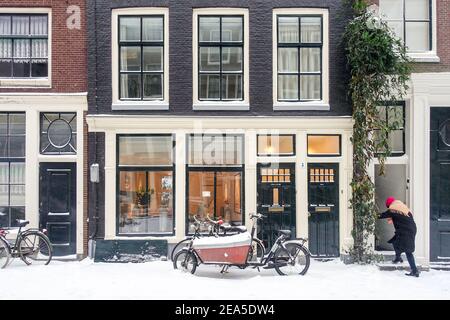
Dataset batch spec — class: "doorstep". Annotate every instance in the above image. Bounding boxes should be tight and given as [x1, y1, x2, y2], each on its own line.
[429, 263, 450, 271]
[376, 262, 430, 272]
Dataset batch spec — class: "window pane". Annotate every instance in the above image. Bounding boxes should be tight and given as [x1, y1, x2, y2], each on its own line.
[31, 59, 48, 77]
[278, 75, 298, 100]
[143, 74, 163, 99]
[9, 113, 25, 134]
[257, 135, 295, 156]
[222, 17, 243, 42]
[278, 48, 298, 73]
[222, 74, 242, 100]
[387, 106, 404, 127]
[13, 39, 30, 58]
[143, 46, 163, 71]
[142, 17, 163, 42]
[118, 170, 173, 234]
[0, 137, 7, 157]
[12, 16, 29, 35]
[0, 16, 11, 35]
[10, 184, 25, 206]
[120, 17, 140, 41]
[300, 75, 321, 100]
[300, 48, 321, 73]
[405, 0, 429, 20]
[379, 0, 404, 19]
[308, 135, 341, 156]
[0, 114, 7, 134]
[0, 163, 8, 184]
[32, 39, 48, 58]
[199, 17, 220, 42]
[301, 17, 321, 43]
[278, 17, 299, 43]
[0, 186, 8, 206]
[188, 135, 244, 165]
[9, 136, 25, 158]
[30, 15, 48, 35]
[199, 47, 220, 72]
[405, 22, 429, 51]
[120, 74, 141, 99]
[222, 47, 242, 72]
[377, 106, 387, 122]
[199, 74, 220, 100]
[216, 171, 242, 223]
[119, 135, 173, 166]
[120, 46, 141, 71]
[387, 21, 404, 42]
[0, 39, 12, 58]
[389, 130, 404, 153]
[188, 171, 215, 232]
[0, 60, 11, 77]
[13, 60, 30, 77]
[9, 163, 24, 185]
[10, 207, 25, 227]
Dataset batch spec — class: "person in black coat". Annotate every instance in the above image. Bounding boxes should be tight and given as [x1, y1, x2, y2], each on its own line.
[379, 197, 419, 277]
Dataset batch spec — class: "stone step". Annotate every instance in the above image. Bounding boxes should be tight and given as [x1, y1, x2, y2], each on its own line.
[376, 262, 429, 272]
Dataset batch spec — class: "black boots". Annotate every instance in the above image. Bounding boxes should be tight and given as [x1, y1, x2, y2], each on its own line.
[392, 256, 403, 264]
[405, 270, 420, 277]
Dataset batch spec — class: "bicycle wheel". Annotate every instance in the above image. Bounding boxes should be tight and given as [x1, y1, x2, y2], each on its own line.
[18, 232, 53, 266]
[248, 238, 265, 262]
[170, 238, 192, 261]
[274, 243, 310, 276]
[173, 249, 197, 274]
[0, 238, 10, 269]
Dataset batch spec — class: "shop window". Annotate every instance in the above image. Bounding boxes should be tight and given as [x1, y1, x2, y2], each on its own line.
[257, 135, 295, 156]
[117, 135, 174, 235]
[379, 0, 432, 53]
[374, 164, 407, 251]
[40, 113, 77, 154]
[374, 104, 405, 157]
[0, 112, 25, 228]
[307, 135, 341, 156]
[187, 134, 244, 233]
[0, 14, 49, 78]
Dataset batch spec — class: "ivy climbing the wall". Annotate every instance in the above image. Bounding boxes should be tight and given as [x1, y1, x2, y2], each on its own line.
[343, 0, 411, 263]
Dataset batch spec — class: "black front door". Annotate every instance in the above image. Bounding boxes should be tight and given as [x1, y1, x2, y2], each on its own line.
[257, 163, 296, 249]
[308, 163, 339, 257]
[39, 162, 77, 256]
[430, 108, 450, 262]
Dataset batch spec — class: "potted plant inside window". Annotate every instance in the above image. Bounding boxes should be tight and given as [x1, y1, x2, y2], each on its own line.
[135, 186, 154, 215]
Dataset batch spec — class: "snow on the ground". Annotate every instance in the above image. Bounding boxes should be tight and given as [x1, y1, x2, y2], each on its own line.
[1, 258, 449, 300]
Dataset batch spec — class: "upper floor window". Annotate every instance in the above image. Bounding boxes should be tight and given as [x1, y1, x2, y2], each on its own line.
[374, 103, 406, 157]
[379, 0, 432, 53]
[0, 14, 48, 78]
[112, 8, 169, 110]
[193, 9, 249, 111]
[273, 9, 329, 111]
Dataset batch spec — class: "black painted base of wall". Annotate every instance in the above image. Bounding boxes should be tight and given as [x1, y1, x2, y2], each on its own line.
[93, 239, 168, 263]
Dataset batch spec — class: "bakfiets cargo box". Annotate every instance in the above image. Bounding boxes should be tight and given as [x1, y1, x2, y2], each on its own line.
[192, 233, 251, 264]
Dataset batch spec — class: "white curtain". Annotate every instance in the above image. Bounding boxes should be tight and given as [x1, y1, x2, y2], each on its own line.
[30, 16, 48, 35]
[12, 16, 29, 35]
[0, 39, 11, 59]
[279, 17, 299, 43]
[0, 16, 11, 35]
[32, 39, 48, 60]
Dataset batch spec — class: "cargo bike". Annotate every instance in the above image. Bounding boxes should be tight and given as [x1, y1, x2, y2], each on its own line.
[173, 213, 311, 276]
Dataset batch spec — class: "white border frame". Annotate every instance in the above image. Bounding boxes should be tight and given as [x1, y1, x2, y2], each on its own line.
[272, 8, 330, 111]
[192, 8, 250, 111]
[111, 8, 170, 110]
[0, 8, 52, 88]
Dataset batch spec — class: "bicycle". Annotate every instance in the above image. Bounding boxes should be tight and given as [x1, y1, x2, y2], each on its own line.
[0, 214, 53, 269]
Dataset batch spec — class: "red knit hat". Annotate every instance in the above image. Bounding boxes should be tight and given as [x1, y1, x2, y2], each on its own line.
[385, 196, 396, 208]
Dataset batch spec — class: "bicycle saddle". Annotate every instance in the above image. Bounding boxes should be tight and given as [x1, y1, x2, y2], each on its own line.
[221, 225, 247, 233]
[278, 230, 291, 237]
[16, 219, 30, 227]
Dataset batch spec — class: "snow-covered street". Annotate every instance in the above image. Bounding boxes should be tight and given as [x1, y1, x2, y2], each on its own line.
[1, 258, 449, 300]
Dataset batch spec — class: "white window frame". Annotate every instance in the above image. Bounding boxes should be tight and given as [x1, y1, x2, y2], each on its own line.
[273, 8, 329, 111]
[111, 8, 169, 110]
[379, 0, 439, 63]
[0, 8, 52, 88]
[193, 8, 250, 111]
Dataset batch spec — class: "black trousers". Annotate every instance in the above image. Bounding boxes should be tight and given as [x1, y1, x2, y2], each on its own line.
[395, 249, 418, 273]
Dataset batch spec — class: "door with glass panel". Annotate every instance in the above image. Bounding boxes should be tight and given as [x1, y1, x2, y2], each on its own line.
[308, 163, 339, 257]
[257, 163, 296, 250]
[430, 108, 450, 262]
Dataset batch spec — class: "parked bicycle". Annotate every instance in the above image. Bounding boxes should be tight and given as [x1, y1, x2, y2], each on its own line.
[173, 213, 310, 276]
[0, 214, 53, 269]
